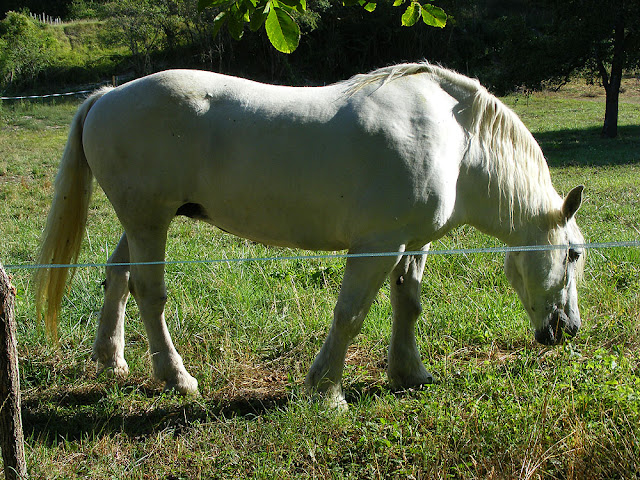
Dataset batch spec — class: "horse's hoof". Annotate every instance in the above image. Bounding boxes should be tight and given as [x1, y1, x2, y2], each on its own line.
[306, 382, 348, 412]
[164, 373, 199, 396]
[388, 369, 434, 391]
[96, 358, 130, 378]
[323, 392, 348, 412]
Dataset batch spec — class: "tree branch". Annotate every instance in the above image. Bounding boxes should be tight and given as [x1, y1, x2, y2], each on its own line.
[596, 57, 610, 92]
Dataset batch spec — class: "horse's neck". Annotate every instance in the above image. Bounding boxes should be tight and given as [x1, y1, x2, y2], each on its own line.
[455, 163, 540, 246]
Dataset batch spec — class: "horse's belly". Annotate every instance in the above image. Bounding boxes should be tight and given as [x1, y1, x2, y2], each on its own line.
[203, 210, 350, 251]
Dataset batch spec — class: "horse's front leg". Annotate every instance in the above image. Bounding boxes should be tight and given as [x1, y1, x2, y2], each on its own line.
[126, 225, 198, 395]
[387, 245, 433, 389]
[305, 252, 401, 409]
[92, 233, 130, 377]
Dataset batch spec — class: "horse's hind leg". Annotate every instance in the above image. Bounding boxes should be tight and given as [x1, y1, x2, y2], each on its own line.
[305, 252, 401, 409]
[125, 222, 198, 395]
[387, 246, 433, 389]
[93, 233, 130, 377]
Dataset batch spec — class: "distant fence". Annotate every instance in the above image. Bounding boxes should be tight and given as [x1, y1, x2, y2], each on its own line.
[30, 12, 63, 25]
[0, 79, 120, 101]
[0, 89, 95, 101]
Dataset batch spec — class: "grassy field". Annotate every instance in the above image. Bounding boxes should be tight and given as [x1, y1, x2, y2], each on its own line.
[1, 81, 639, 479]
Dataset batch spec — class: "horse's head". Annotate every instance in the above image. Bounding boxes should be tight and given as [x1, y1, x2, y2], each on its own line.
[504, 186, 585, 346]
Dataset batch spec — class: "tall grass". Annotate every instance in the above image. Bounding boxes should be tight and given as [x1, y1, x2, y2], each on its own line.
[0, 86, 639, 478]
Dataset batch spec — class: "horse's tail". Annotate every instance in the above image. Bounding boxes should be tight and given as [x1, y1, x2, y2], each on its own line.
[34, 87, 111, 341]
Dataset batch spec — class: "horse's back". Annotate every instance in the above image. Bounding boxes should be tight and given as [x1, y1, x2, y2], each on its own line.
[82, 69, 343, 189]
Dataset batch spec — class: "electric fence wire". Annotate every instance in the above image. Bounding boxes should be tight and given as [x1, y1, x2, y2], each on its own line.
[0, 82, 112, 101]
[3, 240, 639, 271]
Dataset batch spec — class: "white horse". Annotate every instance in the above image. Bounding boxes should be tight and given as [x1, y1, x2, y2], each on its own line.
[35, 63, 585, 408]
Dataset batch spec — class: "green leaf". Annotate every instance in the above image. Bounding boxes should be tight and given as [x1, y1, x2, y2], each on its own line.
[212, 11, 228, 38]
[265, 4, 300, 53]
[392, 0, 405, 6]
[227, 4, 245, 40]
[228, 19, 244, 40]
[421, 3, 446, 27]
[249, 6, 268, 31]
[239, 0, 255, 22]
[278, 0, 306, 12]
[361, 1, 377, 12]
[342, 0, 361, 6]
[401, 1, 420, 27]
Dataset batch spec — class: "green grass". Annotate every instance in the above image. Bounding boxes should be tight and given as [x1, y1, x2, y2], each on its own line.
[1, 85, 639, 478]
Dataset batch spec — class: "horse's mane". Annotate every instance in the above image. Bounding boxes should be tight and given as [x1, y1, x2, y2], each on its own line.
[344, 63, 562, 227]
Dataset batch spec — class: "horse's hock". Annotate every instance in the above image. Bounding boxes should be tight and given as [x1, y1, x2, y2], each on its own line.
[0, 261, 27, 480]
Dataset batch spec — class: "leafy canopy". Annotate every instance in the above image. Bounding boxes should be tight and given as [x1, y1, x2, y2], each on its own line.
[198, 0, 446, 53]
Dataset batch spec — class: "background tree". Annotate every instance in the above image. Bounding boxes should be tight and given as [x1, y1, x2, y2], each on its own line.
[431, 0, 639, 139]
[99, 0, 172, 75]
[529, 0, 639, 138]
[598, 4, 627, 138]
[0, 11, 56, 92]
[487, 0, 639, 138]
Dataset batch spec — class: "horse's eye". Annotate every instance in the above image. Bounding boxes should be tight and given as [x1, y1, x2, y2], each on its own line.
[568, 248, 582, 262]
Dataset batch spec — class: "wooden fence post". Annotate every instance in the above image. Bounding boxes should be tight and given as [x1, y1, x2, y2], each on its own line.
[0, 261, 27, 480]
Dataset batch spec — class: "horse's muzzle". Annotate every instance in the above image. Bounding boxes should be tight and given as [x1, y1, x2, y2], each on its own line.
[535, 308, 580, 346]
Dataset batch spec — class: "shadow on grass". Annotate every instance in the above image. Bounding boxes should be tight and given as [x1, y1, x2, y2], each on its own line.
[21, 379, 417, 444]
[534, 125, 640, 167]
[21, 384, 292, 444]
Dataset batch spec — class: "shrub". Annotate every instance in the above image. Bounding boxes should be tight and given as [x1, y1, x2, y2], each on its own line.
[0, 11, 57, 92]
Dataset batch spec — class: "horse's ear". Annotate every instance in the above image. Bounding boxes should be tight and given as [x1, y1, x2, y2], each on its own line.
[562, 185, 584, 223]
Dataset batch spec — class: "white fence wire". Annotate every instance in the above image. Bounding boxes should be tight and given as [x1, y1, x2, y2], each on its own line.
[4, 240, 639, 271]
[0, 82, 114, 101]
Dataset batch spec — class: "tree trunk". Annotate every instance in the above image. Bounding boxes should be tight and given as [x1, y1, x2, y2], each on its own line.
[0, 261, 27, 480]
[600, 6, 625, 138]
[602, 76, 621, 139]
